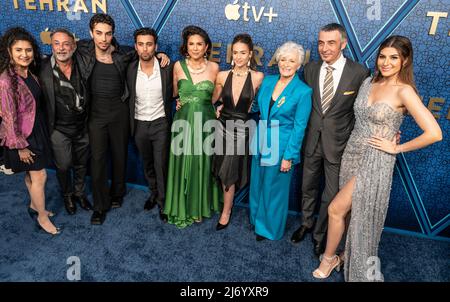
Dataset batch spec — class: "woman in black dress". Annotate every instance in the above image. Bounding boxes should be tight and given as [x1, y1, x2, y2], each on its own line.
[0, 27, 60, 235]
[212, 34, 264, 230]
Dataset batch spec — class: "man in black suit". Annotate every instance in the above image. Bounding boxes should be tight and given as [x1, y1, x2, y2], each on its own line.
[291, 23, 370, 256]
[127, 28, 174, 222]
[40, 28, 92, 215]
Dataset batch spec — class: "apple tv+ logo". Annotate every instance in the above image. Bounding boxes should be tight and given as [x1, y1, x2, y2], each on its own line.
[225, 0, 278, 23]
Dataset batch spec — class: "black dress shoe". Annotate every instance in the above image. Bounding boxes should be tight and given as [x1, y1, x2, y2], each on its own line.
[73, 195, 93, 211]
[290, 225, 311, 243]
[111, 197, 123, 209]
[313, 240, 325, 257]
[91, 211, 106, 225]
[158, 208, 168, 223]
[144, 195, 157, 211]
[256, 234, 267, 241]
[64, 196, 76, 215]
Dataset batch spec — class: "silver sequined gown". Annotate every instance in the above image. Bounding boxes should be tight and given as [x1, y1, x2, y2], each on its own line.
[339, 77, 404, 282]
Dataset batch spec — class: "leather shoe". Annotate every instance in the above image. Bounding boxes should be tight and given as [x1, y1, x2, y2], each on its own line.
[290, 225, 311, 243]
[111, 197, 123, 209]
[256, 234, 267, 241]
[64, 196, 76, 215]
[73, 195, 93, 211]
[216, 209, 233, 231]
[313, 240, 325, 257]
[91, 211, 106, 225]
[158, 207, 168, 223]
[144, 195, 157, 211]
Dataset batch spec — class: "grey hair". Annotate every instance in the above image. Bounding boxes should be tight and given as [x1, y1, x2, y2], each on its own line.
[275, 41, 305, 65]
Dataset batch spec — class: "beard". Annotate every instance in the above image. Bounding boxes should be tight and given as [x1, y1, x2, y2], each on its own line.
[140, 53, 154, 61]
[54, 49, 75, 62]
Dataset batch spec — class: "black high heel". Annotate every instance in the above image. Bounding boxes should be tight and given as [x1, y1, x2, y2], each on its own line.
[216, 208, 233, 231]
[27, 207, 38, 220]
[27, 206, 56, 220]
[35, 217, 62, 236]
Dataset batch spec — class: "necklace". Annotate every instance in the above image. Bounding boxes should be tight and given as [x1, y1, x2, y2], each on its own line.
[186, 58, 208, 75]
[231, 68, 249, 77]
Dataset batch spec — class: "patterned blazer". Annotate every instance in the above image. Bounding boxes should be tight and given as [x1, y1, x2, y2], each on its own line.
[0, 70, 37, 149]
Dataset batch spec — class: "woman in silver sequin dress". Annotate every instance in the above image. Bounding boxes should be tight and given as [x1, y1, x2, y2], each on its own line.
[312, 36, 442, 281]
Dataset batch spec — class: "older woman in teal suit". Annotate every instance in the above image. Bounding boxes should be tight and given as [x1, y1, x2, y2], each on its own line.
[249, 41, 312, 241]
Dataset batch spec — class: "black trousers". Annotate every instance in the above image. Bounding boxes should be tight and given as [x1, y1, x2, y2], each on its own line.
[50, 129, 89, 197]
[89, 102, 130, 211]
[301, 139, 340, 243]
[134, 117, 169, 208]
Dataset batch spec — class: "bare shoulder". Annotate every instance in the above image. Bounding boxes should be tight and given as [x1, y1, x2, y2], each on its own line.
[398, 84, 419, 103]
[251, 70, 265, 81]
[251, 71, 265, 89]
[216, 70, 230, 85]
[209, 61, 220, 72]
[174, 61, 182, 70]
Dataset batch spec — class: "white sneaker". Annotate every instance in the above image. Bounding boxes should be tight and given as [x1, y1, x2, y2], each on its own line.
[0, 164, 14, 175]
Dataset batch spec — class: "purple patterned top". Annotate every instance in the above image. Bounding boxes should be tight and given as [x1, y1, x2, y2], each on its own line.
[0, 70, 37, 149]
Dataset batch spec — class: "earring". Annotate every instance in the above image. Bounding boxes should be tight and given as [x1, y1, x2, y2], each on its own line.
[247, 60, 250, 67]
[231, 60, 235, 67]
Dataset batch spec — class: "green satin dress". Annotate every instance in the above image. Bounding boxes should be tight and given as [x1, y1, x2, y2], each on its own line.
[164, 60, 222, 228]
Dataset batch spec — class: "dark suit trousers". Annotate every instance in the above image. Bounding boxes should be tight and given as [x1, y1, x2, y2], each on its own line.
[301, 139, 340, 243]
[50, 130, 89, 197]
[89, 102, 129, 211]
[134, 117, 169, 208]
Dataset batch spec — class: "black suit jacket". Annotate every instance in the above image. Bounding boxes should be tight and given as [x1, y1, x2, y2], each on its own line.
[126, 58, 174, 136]
[39, 56, 89, 133]
[303, 58, 370, 164]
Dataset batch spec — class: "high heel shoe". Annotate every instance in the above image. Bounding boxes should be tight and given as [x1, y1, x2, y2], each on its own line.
[27, 207, 56, 220]
[312, 255, 341, 279]
[35, 217, 62, 236]
[216, 209, 232, 231]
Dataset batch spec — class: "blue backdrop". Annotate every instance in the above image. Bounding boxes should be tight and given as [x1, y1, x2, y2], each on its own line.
[1, 0, 448, 240]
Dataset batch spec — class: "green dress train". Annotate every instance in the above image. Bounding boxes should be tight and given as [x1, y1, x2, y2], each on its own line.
[163, 60, 222, 228]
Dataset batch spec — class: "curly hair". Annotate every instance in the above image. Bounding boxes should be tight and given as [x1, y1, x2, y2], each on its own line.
[0, 27, 41, 106]
[179, 25, 212, 58]
[89, 13, 115, 33]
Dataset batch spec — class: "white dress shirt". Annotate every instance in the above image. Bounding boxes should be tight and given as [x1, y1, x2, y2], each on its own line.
[319, 53, 347, 99]
[135, 60, 165, 121]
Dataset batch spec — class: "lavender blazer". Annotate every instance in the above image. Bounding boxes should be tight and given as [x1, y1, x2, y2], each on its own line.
[0, 71, 37, 149]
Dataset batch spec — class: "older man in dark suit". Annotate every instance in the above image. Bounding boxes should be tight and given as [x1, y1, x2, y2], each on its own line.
[291, 23, 370, 256]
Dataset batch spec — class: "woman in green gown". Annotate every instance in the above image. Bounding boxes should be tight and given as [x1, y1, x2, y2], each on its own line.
[164, 26, 222, 228]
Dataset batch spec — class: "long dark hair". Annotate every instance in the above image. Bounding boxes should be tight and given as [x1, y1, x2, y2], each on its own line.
[0, 27, 41, 106]
[179, 25, 212, 58]
[231, 33, 257, 70]
[373, 35, 416, 92]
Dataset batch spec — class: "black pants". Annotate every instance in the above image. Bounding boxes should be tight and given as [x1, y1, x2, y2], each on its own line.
[89, 102, 130, 211]
[301, 140, 340, 243]
[50, 129, 89, 197]
[134, 117, 169, 208]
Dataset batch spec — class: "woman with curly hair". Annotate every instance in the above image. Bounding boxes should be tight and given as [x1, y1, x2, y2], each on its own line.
[0, 27, 61, 235]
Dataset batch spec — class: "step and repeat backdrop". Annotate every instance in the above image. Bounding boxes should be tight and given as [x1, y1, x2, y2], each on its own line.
[1, 0, 448, 239]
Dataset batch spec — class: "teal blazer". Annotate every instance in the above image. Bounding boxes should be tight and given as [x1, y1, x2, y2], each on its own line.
[251, 74, 312, 166]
